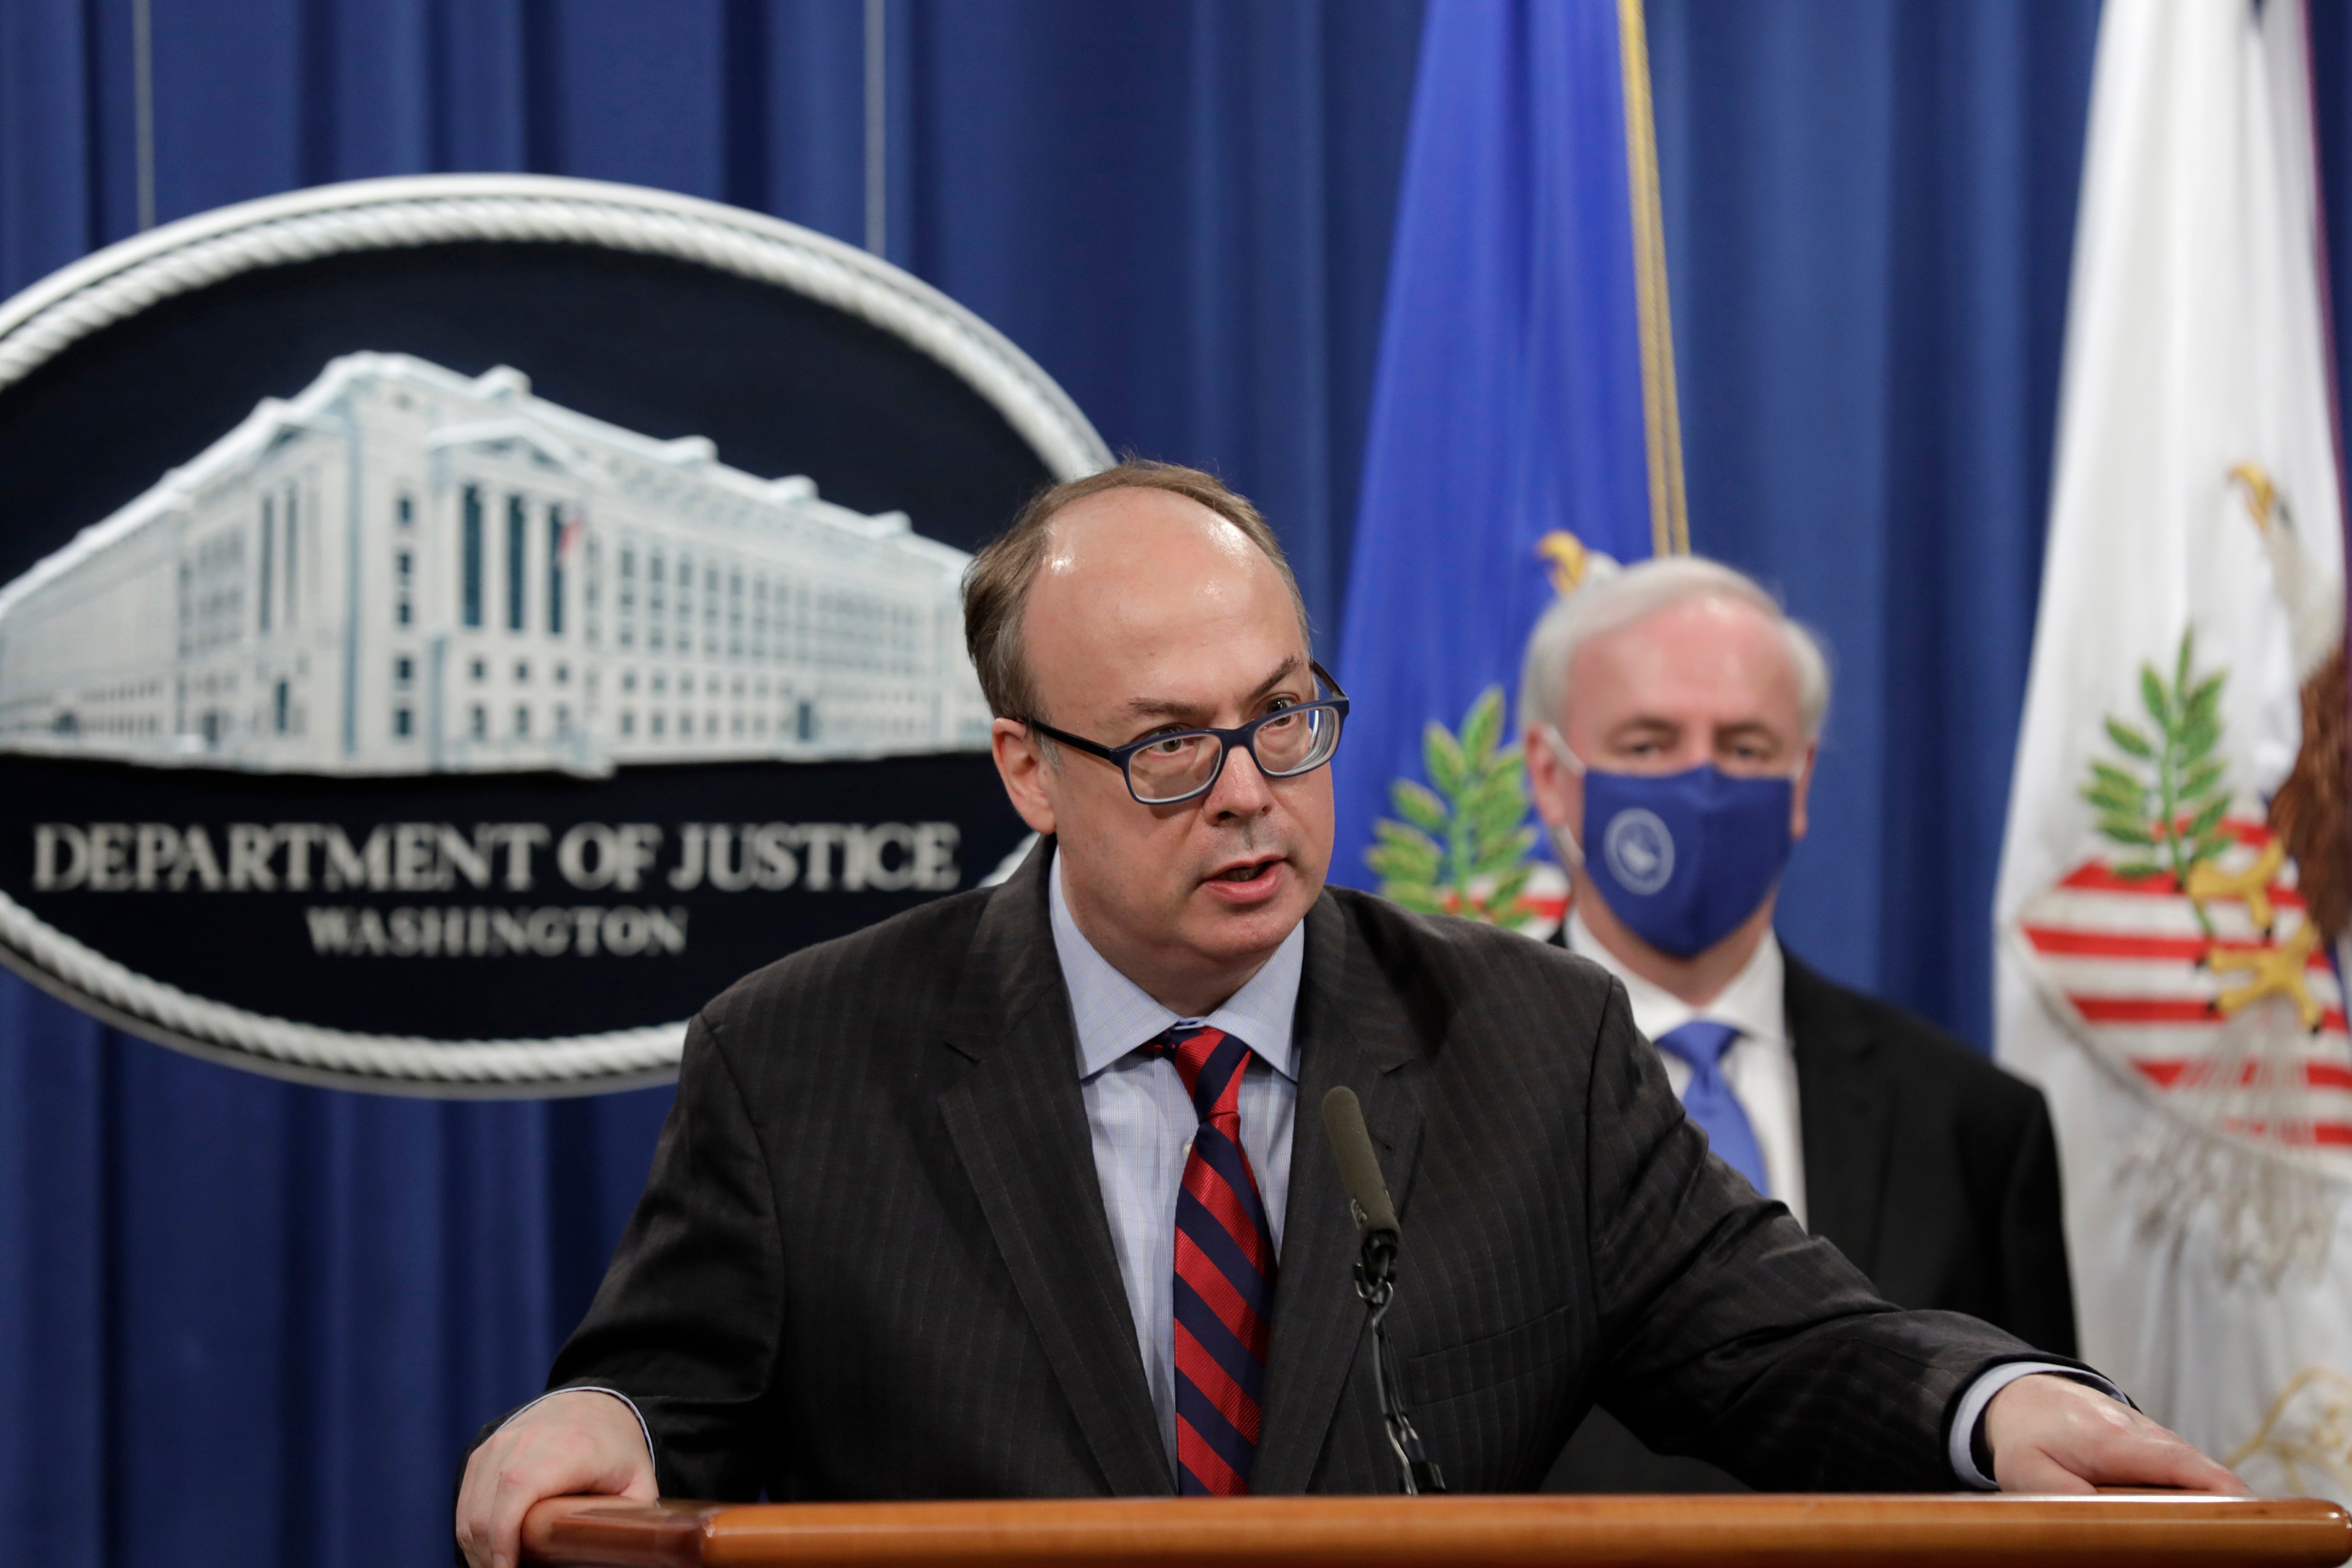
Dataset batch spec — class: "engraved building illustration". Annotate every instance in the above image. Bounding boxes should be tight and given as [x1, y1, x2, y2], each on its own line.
[0, 352, 992, 774]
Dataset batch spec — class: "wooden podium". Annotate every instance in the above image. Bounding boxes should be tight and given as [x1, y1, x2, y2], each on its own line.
[523, 1493, 2352, 1568]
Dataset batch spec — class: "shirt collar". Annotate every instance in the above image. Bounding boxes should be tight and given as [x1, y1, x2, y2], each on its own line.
[1050, 846, 1305, 1083]
[1564, 906, 1786, 1049]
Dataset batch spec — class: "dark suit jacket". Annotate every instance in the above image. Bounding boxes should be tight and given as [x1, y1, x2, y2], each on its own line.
[1546, 943, 2077, 1493]
[529, 843, 2066, 1499]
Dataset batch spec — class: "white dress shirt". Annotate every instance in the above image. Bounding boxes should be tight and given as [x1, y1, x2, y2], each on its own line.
[1050, 851, 1302, 1465]
[1562, 910, 1808, 1227]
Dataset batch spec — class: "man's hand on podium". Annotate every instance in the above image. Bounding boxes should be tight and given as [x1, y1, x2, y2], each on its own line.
[455, 1389, 656, 1568]
[1985, 1373, 2249, 1495]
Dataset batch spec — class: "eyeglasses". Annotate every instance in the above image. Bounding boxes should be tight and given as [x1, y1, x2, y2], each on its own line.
[1023, 662, 1350, 806]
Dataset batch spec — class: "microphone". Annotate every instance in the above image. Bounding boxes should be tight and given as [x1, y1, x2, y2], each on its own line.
[1321, 1087, 1400, 1242]
[1320, 1087, 1446, 1496]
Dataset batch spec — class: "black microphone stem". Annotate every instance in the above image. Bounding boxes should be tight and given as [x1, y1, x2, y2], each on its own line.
[1323, 1086, 1445, 1496]
[1351, 1217, 1446, 1495]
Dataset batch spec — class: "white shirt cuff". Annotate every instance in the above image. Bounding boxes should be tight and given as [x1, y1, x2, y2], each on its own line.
[497, 1385, 656, 1474]
[1948, 1361, 2126, 1488]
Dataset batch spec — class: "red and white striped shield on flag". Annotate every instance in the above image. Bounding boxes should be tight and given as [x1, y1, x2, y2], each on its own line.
[2016, 818, 2351, 1156]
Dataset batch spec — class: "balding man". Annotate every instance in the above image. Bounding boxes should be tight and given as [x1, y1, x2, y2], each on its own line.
[1520, 557, 2078, 1494]
[458, 464, 2233, 1568]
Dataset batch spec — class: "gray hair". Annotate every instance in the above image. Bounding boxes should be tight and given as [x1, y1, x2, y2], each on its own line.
[1517, 555, 1831, 743]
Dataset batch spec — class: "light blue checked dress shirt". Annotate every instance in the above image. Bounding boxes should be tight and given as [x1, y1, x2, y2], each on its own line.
[1049, 850, 1303, 1468]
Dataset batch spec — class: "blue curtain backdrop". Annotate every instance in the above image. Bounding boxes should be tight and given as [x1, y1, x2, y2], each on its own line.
[1641, 0, 2102, 1049]
[0, 6, 1424, 1567]
[5, 3, 2352, 1565]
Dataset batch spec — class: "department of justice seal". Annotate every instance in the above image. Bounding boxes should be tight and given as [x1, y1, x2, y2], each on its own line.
[1602, 807, 1675, 896]
[0, 175, 1109, 1096]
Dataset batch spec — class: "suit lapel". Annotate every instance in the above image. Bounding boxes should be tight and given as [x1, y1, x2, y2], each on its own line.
[1552, 923, 1900, 1274]
[1786, 953, 1897, 1277]
[934, 839, 1172, 1496]
[1253, 894, 1424, 1494]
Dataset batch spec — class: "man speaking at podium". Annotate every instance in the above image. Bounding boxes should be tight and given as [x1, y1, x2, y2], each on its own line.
[457, 462, 2238, 1568]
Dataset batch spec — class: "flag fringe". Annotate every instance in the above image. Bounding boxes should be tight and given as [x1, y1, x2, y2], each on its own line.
[2122, 994, 2344, 1287]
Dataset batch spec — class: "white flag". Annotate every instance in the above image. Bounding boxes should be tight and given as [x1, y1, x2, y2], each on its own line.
[1995, 0, 2352, 1499]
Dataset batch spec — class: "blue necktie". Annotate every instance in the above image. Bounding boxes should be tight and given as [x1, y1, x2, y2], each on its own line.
[1653, 1020, 1769, 1195]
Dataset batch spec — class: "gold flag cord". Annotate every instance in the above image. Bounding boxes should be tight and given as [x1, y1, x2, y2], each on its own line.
[1617, 0, 1689, 556]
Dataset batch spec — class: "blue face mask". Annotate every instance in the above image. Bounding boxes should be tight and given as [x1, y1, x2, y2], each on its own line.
[1568, 757, 1795, 959]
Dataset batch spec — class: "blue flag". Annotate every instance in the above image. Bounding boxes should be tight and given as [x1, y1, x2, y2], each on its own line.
[1332, 0, 1675, 909]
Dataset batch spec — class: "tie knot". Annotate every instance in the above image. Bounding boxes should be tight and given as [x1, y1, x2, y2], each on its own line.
[1654, 1019, 1741, 1075]
[1143, 1025, 1250, 1123]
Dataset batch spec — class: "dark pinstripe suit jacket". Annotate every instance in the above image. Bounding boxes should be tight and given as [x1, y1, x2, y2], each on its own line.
[542, 840, 2067, 1498]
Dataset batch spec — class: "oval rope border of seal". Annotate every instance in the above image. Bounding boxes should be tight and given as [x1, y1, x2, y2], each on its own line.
[0, 174, 1112, 1095]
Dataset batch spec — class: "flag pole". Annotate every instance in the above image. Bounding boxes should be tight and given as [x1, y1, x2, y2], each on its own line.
[1617, 0, 1688, 557]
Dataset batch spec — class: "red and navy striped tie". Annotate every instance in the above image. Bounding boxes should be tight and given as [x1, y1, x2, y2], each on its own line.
[1146, 1023, 1275, 1497]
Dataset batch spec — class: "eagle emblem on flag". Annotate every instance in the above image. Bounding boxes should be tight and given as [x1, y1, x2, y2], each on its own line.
[2010, 468, 2352, 1281]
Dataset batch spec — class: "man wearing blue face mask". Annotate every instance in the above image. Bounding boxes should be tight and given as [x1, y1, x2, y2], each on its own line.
[1520, 556, 2078, 1495]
